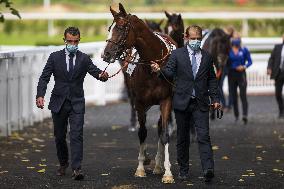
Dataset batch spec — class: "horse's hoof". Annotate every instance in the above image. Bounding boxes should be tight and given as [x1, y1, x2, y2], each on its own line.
[162, 175, 175, 184]
[153, 166, 163, 175]
[135, 169, 146, 177]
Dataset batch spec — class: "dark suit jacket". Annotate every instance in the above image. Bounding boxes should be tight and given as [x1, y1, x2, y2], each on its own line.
[268, 44, 284, 79]
[160, 47, 219, 111]
[36, 49, 102, 114]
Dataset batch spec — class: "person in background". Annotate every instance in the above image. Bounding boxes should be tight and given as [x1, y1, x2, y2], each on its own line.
[36, 27, 109, 180]
[228, 32, 252, 124]
[267, 34, 284, 119]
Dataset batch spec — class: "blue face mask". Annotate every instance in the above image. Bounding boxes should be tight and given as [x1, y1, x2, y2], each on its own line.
[188, 40, 201, 51]
[231, 39, 241, 47]
[66, 44, 78, 54]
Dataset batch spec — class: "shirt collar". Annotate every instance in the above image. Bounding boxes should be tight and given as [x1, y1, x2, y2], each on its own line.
[65, 48, 70, 56]
[65, 48, 76, 57]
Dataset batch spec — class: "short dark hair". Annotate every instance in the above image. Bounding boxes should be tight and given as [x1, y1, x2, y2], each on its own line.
[64, 27, 80, 38]
[185, 25, 202, 37]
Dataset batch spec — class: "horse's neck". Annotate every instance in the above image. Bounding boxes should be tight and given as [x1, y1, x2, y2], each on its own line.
[134, 30, 166, 61]
[170, 31, 184, 48]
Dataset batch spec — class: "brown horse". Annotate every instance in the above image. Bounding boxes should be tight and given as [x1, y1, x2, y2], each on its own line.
[145, 19, 164, 32]
[102, 3, 176, 183]
[164, 11, 185, 48]
[121, 19, 165, 132]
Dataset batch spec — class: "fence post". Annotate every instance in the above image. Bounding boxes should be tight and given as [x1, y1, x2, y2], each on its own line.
[242, 19, 249, 37]
[0, 58, 8, 136]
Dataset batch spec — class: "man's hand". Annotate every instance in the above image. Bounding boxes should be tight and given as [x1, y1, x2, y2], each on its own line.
[211, 102, 221, 110]
[267, 68, 272, 75]
[150, 61, 160, 72]
[236, 65, 246, 72]
[99, 71, 109, 82]
[36, 97, 45, 109]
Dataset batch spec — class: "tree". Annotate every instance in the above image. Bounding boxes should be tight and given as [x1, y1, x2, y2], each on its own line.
[0, 0, 21, 22]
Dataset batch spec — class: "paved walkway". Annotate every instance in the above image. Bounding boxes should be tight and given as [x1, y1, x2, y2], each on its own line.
[0, 95, 283, 189]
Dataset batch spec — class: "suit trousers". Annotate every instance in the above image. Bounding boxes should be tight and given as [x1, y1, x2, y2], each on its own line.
[52, 99, 84, 170]
[174, 98, 214, 174]
[275, 71, 284, 115]
[228, 70, 248, 118]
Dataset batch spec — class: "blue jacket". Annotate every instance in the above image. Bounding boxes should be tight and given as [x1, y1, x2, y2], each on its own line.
[229, 47, 252, 70]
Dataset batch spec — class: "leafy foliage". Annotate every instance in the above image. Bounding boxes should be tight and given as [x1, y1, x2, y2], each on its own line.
[0, 0, 21, 23]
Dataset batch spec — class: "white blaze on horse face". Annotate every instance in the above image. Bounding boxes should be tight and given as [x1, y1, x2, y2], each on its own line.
[101, 22, 116, 58]
[168, 25, 173, 34]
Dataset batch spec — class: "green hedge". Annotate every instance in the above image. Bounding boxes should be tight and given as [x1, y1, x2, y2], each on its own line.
[0, 18, 283, 45]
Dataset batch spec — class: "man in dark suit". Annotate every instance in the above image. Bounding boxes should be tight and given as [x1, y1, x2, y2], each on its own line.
[151, 25, 220, 182]
[267, 34, 284, 118]
[36, 27, 109, 180]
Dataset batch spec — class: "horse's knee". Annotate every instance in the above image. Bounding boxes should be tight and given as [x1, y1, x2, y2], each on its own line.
[138, 127, 147, 143]
[160, 129, 170, 145]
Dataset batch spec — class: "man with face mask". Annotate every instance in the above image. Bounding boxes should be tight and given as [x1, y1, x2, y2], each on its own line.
[36, 27, 109, 180]
[151, 25, 220, 182]
[267, 34, 284, 118]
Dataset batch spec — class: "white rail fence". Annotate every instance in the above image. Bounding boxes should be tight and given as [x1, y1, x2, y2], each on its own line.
[0, 38, 281, 136]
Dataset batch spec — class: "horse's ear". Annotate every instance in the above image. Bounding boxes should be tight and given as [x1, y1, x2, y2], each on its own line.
[119, 3, 127, 16]
[178, 14, 182, 21]
[165, 11, 171, 18]
[110, 5, 118, 17]
[158, 19, 164, 26]
[145, 19, 150, 26]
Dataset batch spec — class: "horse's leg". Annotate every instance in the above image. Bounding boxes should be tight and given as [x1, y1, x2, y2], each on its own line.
[134, 104, 147, 177]
[124, 73, 137, 131]
[160, 98, 174, 184]
[153, 116, 164, 175]
[168, 112, 176, 137]
[129, 91, 138, 131]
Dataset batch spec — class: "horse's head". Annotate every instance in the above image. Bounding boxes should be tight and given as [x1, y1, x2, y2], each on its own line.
[102, 3, 136, 63]
[210, 34, 231, 68]
[164, 11, 184, 35]
[145, 19, 164, 33]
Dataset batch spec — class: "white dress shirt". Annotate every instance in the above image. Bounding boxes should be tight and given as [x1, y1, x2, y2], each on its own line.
[280, 44, 284, 69]
[65, 48, 76, 72]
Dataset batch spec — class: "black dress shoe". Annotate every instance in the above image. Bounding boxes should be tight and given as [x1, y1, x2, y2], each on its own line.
[204, 169, 214, 182]
[178, 172, 189, 181]
[72, 169, 84, 180]
[56, 163, 69, 176]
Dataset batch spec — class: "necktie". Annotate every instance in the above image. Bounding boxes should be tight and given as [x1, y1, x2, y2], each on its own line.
[68, 53, 74, 78]
[191, 52, 197, 78]
[191, 52, 197, 97]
